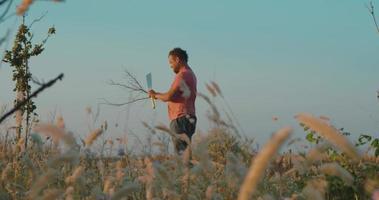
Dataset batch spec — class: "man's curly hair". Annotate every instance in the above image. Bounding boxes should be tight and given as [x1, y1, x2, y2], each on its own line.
[169, 47, 188, 63]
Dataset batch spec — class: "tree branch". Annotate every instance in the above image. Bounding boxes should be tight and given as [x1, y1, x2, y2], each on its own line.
[0, 29, 10, 47]
[367, 1, 379, 34]
[29, 11, 48, 29]
[0, 0, 9, 6]
[0, 0, 13, 24]
[0, 73, 64, 124]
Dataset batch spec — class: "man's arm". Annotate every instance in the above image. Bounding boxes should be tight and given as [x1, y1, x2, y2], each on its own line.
[148, 87, 178, 102]
[148, 74, 183, 102]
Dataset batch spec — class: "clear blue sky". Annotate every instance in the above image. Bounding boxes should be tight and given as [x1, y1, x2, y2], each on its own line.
[1, 0, 379, 145]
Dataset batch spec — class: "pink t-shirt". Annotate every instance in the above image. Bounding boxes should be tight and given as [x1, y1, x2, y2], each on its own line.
[168, 66, 197, 121]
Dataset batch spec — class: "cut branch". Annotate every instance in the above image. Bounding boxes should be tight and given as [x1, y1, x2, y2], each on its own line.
[99, 97, 149, 107]
[105, 69, 150, 107]
[108, 80, 147, 93]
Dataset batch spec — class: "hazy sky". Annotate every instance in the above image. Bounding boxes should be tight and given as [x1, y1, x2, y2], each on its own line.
[1, 0, 379, 145]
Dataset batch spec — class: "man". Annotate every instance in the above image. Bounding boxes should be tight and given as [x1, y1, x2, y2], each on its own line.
[148, 48, 197, 155]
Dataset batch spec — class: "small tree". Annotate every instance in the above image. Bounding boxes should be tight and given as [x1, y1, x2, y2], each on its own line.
[2, 16, 55, 146]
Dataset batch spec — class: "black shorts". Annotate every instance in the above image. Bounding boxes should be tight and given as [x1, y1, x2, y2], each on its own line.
[169, 114, 197, 154]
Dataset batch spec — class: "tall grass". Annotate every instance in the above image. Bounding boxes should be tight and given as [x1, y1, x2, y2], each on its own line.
[0, 84, 378, 200]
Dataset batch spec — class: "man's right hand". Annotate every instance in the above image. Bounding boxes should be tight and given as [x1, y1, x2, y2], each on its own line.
[148, 90, 157, 99]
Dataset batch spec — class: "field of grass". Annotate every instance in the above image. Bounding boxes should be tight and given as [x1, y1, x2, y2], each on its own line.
[0, 88, 378, 200]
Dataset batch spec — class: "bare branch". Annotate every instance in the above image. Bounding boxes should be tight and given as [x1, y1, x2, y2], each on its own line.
[108, 69, 148, 94]
[0, 0, 13, 24]
[0, 0, 9, 6]
[0, 12, 15, 24]
[0, 73, 64, 124]
[104, 68, 150, 108]
[29, 11, 48, 29]
[30, 77, 44, 86]
[123, 69, 147, 93]
[0, 28, 12, 70]
[31, 76, 44, 86]
[108, 80, 146, 93]
[99, 97, 149, 107]
[367, 1, 379, 34]
[0, 29, 10, 47]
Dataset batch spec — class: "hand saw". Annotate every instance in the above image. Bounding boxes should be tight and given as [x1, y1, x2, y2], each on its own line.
[146, 73, 156, 109]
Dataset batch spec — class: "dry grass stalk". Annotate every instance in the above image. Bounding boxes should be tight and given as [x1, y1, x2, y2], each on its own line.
[42, 188, 62, 200]
[65, 166, 84, 184]
[319, 115, 330, 122]
[33, 123, 76, 146]
[47, 150, 79, 167]
[295, 113, 360, 160]
[28, 169, 57, 199]
[181, 137, 192, 199]
[103, 176, 115, 195]
[64, 186, 74, 200]
[206, 185, 214, 200]
[307, 146, 328, 163]
[110, 183, 140, 200]
[1, 163, 13, 182]
[206, 83, 217, 97]
[155, 124, 175, 138]
[319, 163, 353, 185]
[144, 157, 154, 200]
[238, 127, 292, 200]
[115, 160, 125, 182]
[162, 188, 181, 200]
[198, 93, 220, 121]
[85, 128, 103, 147]
[16, 137, 25, 152]
[302, 178, 327, 200]
[210, 81, 223, 97]
[365, 179, 379, 194]
[56, 115, 65, 129]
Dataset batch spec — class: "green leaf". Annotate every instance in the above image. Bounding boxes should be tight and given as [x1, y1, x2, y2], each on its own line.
[357, 134, 372, 146]
[306, 132, 317, 143]
[48, 27, 56, 35]
[371, 139, 379, 148]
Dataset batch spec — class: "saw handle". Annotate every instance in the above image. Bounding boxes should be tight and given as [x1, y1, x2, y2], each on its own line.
[150, 97, 156, 109]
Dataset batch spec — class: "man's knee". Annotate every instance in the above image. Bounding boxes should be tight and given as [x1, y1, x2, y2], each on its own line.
[174, 134, 191, 155]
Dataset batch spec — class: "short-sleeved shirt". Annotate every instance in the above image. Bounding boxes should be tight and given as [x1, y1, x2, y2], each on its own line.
[168, 66, 197, 121]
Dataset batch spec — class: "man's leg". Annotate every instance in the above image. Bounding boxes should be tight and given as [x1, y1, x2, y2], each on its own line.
[170, 117, 188, 155]
[174, 138, 188, 155]
[170, 116, 196, 197]
[170, 115, 196, 156]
